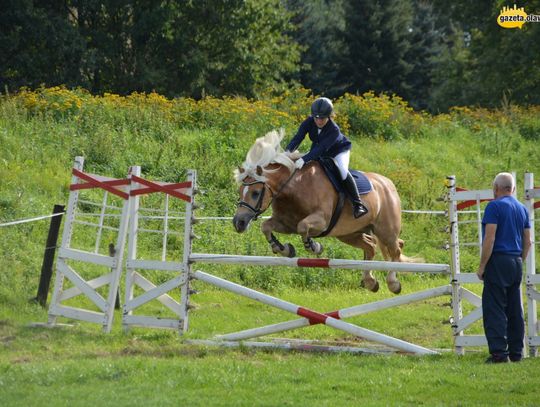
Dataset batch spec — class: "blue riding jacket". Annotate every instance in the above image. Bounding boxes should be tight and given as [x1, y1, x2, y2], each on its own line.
[285, 117, 352, 162]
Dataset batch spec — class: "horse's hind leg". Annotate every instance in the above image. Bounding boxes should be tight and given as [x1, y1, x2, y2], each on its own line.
[338, 232, 379, 292]
[379, 239, 404, 294]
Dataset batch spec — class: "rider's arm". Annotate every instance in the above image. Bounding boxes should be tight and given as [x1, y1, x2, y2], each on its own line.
[302, 124, 339, 162]
[286, 118, 311, 152]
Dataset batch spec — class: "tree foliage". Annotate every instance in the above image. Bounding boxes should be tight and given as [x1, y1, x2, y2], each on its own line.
[0, 0, 301, 98]
[0, 0, 538, 110]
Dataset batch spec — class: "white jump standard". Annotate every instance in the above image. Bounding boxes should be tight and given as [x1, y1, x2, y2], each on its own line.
[525, 172, 540, 356]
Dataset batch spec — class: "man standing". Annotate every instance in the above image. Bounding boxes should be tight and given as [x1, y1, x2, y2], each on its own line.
[477, 172, 531, 363]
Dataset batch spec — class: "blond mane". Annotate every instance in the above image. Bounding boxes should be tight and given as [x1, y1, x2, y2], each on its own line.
[234, 129, 299, 183]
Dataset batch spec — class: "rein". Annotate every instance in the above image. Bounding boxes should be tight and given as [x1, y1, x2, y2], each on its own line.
[237, 168, 298, 219]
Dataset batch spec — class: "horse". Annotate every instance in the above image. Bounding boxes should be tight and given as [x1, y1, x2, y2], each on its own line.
[232, 130, 415, 294]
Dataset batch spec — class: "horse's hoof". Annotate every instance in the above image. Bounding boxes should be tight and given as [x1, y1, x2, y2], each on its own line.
[314, 242, 323, 255]
[372, 281, 380, 293]
[360, 279, 379, 292]
[389, 281, 402, 294]
[285, 243, 296, 258]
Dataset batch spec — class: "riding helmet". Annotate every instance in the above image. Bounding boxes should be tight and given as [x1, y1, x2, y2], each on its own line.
[311, 97, 333, 118]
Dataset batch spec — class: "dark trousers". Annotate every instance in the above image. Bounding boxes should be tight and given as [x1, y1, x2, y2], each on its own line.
[482, 253, 524, 357]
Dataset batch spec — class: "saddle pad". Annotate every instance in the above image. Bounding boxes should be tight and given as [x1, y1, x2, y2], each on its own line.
[318, 157, 373, 195]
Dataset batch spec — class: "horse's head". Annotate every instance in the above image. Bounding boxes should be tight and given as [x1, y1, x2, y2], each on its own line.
[233, 165, 272, 232]
[232, 130, 296, 233]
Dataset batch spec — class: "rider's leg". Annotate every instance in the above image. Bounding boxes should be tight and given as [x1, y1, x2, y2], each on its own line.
[334, 151, 368, 218]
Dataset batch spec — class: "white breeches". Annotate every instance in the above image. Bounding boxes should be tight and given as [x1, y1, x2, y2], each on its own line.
[334, 150, 350, 180]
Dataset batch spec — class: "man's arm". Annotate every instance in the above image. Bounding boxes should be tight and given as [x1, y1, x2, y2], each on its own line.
[522, 228, 532, 261]
[477, 223, 497, 280]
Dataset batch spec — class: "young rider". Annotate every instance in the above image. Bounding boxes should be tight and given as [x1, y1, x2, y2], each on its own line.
[285, 97, 368, 218]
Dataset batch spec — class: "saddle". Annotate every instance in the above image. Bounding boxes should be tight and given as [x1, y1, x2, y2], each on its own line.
[315, 157, 373, 237]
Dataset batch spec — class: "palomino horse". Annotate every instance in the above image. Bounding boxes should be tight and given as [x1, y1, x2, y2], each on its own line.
[233, 130, 413, 294]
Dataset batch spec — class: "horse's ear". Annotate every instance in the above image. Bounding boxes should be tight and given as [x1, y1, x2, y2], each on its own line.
[238, 166, 245, 174]
[256, 166, 263, 176]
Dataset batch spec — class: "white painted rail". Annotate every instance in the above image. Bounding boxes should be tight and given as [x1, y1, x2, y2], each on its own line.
[190, 253, 451, 274]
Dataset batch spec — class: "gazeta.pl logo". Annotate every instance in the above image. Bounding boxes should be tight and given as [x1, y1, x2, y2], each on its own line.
[498, 4, 540, 28]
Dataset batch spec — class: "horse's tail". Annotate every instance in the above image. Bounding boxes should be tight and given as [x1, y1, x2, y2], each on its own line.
[397, 238, 425, 263]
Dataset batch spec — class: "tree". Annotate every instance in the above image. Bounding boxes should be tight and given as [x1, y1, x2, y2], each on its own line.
[286, 0, 347, 97]
[339, 0, 415, 99]
[0, 0, 86, 91]
[1, 0, 301, 98]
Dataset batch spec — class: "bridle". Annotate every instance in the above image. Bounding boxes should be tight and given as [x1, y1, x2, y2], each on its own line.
[237, 169, 297, 220]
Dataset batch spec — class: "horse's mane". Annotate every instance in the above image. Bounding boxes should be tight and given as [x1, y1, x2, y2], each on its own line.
[234, 129, 301, 183]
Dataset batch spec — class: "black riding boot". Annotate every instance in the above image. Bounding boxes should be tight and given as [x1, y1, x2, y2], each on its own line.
[342, 172, 368, 218]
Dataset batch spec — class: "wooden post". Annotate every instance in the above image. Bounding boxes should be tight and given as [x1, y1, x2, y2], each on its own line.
[35, 204, 65, 307]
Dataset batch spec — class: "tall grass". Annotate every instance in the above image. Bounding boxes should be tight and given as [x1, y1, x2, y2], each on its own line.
[1, 87, 540, 297]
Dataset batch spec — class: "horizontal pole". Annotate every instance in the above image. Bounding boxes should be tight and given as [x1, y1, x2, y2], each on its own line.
[49, 304, 104, 325]
[59, 247, 116, 268]
[123, 315, 181, 330]
[453, 273, 482, 283]
[529, 336, 540, 346]
[454, 335, 487, 347]
[190, 253, 450, 274]
[127, 259, 185, 272]
[527, 274, 540, 284]
[451, 189, 493, 201]
[219, 285, 452, 342]
[193, 270, 438, 355]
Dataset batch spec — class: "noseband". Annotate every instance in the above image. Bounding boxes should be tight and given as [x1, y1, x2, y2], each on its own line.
[237, 169, 297, 220]
[236, 179, 271, 220]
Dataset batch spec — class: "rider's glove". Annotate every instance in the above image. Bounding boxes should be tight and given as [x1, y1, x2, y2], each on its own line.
[294, 158, 305, 170]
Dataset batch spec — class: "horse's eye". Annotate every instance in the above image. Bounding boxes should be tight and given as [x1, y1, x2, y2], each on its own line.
[251, 191, 260, 200]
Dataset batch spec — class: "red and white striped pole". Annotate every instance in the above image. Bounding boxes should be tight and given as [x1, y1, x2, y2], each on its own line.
[217, 285, 452, 342]
[192, 270, 438, 355]
[190, 253, 450, 274]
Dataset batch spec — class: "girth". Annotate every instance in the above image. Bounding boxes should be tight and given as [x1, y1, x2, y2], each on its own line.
[316, 191, 346, 237]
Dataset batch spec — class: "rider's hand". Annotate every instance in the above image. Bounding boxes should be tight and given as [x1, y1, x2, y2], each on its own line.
[295, 158, 305, 169]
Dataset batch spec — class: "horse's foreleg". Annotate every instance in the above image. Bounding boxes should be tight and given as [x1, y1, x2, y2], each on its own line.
[261, 218, 296, 258]
[296, 213, 327, 255]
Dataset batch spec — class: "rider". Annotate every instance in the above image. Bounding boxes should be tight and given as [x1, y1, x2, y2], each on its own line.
[285, 97, 368, 218]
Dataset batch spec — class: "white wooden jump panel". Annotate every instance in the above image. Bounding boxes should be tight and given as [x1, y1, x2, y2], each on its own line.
[46, 157, 134, 332]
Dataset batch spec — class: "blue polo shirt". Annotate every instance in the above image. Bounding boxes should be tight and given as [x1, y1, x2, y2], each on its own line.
[482, 195, 530, 256]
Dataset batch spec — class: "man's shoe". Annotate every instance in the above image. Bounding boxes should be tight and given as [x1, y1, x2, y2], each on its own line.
[485, 355, 509, 364]
[509, 354, 522, 362]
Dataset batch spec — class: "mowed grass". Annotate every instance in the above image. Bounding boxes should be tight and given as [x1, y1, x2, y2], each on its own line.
[2, 91, 540, 406]
[1, 278, 539, 406]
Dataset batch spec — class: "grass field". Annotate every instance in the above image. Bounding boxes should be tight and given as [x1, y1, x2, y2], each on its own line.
[1, 89, 540, 406]
[1, 280, 539, 406]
